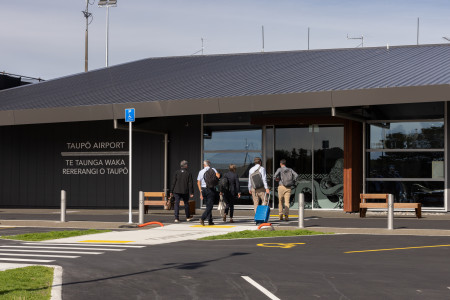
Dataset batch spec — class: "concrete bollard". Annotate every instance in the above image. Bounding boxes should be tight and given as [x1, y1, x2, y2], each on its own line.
[388, 194, 394, 230]
[139, 191, 144, 225]
[61, 190, 66, 223]
[298, 193, 305, 228]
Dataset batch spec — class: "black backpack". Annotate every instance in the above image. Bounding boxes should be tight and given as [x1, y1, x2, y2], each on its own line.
[219, 176, 230, 193]
[204, 168, 219, 188]
[250, 166, 265, 190]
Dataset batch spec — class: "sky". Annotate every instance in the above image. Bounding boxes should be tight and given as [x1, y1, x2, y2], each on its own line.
[1, 0, 449, 80]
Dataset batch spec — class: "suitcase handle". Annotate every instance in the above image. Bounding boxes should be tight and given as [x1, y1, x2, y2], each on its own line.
[264, 192, 271, 206]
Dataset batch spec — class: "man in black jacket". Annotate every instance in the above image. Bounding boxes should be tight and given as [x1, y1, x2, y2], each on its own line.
[170, 160, 194, 222]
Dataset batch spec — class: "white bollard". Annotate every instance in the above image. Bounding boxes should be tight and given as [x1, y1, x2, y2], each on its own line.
[139, 191, 144, 225]
[388, 194, 394, 230]
[298, 193, 305, 228]
[61, 190, 66, 223]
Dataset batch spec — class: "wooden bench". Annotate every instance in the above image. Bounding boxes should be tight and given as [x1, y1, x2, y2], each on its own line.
[143, 192, 196, 216]
[360, 193, 422, 218]
[144, 192, 166, 214]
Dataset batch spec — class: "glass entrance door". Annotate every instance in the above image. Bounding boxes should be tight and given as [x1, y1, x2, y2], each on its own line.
[274, 125, 344, 209]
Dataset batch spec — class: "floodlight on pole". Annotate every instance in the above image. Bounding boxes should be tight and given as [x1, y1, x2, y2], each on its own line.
[98, 0, 117, 67]
[82, 0, 94, 72]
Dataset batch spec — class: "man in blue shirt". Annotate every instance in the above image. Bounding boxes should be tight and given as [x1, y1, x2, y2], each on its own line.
[197, 160, 220, 226]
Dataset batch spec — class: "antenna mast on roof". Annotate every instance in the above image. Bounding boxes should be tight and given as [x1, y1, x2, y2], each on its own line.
[82, 0, 94, 72]
[191, 38, 205, 55]
[262, 25, 265, 52]
[347, 34, 364, 47]
[417, 17, 420, 45]
[308, 27, 310, 50]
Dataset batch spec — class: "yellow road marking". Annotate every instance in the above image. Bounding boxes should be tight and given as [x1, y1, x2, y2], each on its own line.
[345, 244, 450, 253]
[79, 240, 135, 243]
[257, 242, 305, 249]
[190, 225, 235, 228]
[0, 227, 16, 230]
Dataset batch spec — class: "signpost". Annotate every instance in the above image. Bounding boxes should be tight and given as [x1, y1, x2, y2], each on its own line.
[125, 108, 135, 223]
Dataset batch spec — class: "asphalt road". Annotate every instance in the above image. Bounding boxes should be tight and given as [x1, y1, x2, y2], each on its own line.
[51, 234, 450, 299]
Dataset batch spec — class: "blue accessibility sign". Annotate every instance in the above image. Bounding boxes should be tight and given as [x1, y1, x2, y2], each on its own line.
[125, 108, 135, 122]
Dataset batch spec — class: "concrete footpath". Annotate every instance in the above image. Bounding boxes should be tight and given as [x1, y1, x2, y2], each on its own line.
[1, 208, 450, 237]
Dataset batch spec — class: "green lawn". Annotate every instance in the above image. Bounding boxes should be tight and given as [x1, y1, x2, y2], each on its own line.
[198, 229, 331, 240]
[0, 266, 54, 300]
[1, 229, 110, 241]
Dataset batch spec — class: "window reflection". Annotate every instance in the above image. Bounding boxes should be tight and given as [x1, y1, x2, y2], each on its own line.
[367, 181, 444, 207]
[204, 130, 262, 151]
[370, 122, 444, 149]
[368, 152, 444, 179]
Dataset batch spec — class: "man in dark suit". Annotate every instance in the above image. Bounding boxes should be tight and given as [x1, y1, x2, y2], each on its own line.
[170, 160, 194, 222]
[220, 164, 241, 223]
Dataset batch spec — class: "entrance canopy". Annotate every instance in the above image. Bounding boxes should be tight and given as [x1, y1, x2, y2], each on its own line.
[0, 44, 449, 126]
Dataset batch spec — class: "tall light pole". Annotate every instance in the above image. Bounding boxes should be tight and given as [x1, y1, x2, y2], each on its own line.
[82, 0, 93, 72]
[98, 0, 117, 67]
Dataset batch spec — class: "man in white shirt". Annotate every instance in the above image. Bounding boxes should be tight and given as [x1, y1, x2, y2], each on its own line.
[248, 157, 270, 212]
[197, 160, 220, 226]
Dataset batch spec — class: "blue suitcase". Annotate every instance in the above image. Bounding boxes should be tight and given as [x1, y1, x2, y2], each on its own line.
[254, 193, 270, 224]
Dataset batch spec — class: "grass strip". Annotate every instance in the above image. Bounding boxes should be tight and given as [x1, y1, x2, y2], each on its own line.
[1, 229, 110, 241]
[198, 229, 331, 240]
[0, 266, 54, 300]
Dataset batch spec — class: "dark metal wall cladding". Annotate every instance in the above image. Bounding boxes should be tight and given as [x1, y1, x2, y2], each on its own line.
[0, 116, 201, 208]
[1, 44, 449, 111]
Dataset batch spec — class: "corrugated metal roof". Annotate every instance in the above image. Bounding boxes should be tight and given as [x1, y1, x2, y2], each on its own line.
[1, 44, 449, 111]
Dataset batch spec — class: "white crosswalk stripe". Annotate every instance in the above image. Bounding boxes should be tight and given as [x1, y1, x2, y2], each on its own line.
[0, 253, 79, 258]
[0, 258, 55, 263]
[0, 246, 124, 251]
[0, 242, 144, 263]
[21, 242, 145, 248]
[0, 249, 103, 254]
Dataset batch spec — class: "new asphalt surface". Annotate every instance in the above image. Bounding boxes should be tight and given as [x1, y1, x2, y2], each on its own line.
[2, 234, 446, 299]
[1, 208, 450, 299]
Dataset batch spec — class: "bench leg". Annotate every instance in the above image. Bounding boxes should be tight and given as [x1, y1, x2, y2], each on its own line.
[359, 208, 367, 218]
[144, 205, 148, 215]
[416, 208, 422, 218]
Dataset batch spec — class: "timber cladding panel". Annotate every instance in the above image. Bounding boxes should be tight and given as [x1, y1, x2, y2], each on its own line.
[343, 120, 363, 212]
[0, 116, 201, 208]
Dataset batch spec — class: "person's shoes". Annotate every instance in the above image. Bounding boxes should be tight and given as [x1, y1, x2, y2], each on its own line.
[200, 219, 205, 226]
[174, 219, 179, 223]
[284, 215, 289, 221]
[208, 222, 215, 226]
[229, 219, 234, 223]
[223, 214, 227, 222]
[186, 218, 192, 222]
[279, 214, 284, 221]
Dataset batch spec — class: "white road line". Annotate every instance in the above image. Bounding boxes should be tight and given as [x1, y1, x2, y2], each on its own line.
[0, 249, 103, 254]
[22, 243, 145, 248]
[0, 246, 124, 251]
[0, 253, 79, 258]
[241, 276, 281, 300]
[0, 258, 55, 263]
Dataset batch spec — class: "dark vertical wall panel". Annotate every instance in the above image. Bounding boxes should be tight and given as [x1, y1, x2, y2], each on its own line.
[0, 115, 201, 208]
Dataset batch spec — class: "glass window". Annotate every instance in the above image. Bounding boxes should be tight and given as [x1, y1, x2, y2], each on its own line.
[204, 130, 262, 151]
[368, 152, 444, 179]
[369, 121, 444, 149]
[366, 181, 444, 207]
[366, 120, 445, 209]
[204, 152, 262, 178]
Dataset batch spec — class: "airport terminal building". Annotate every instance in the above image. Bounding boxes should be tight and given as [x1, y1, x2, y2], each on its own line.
[0, 44, 449, 212]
